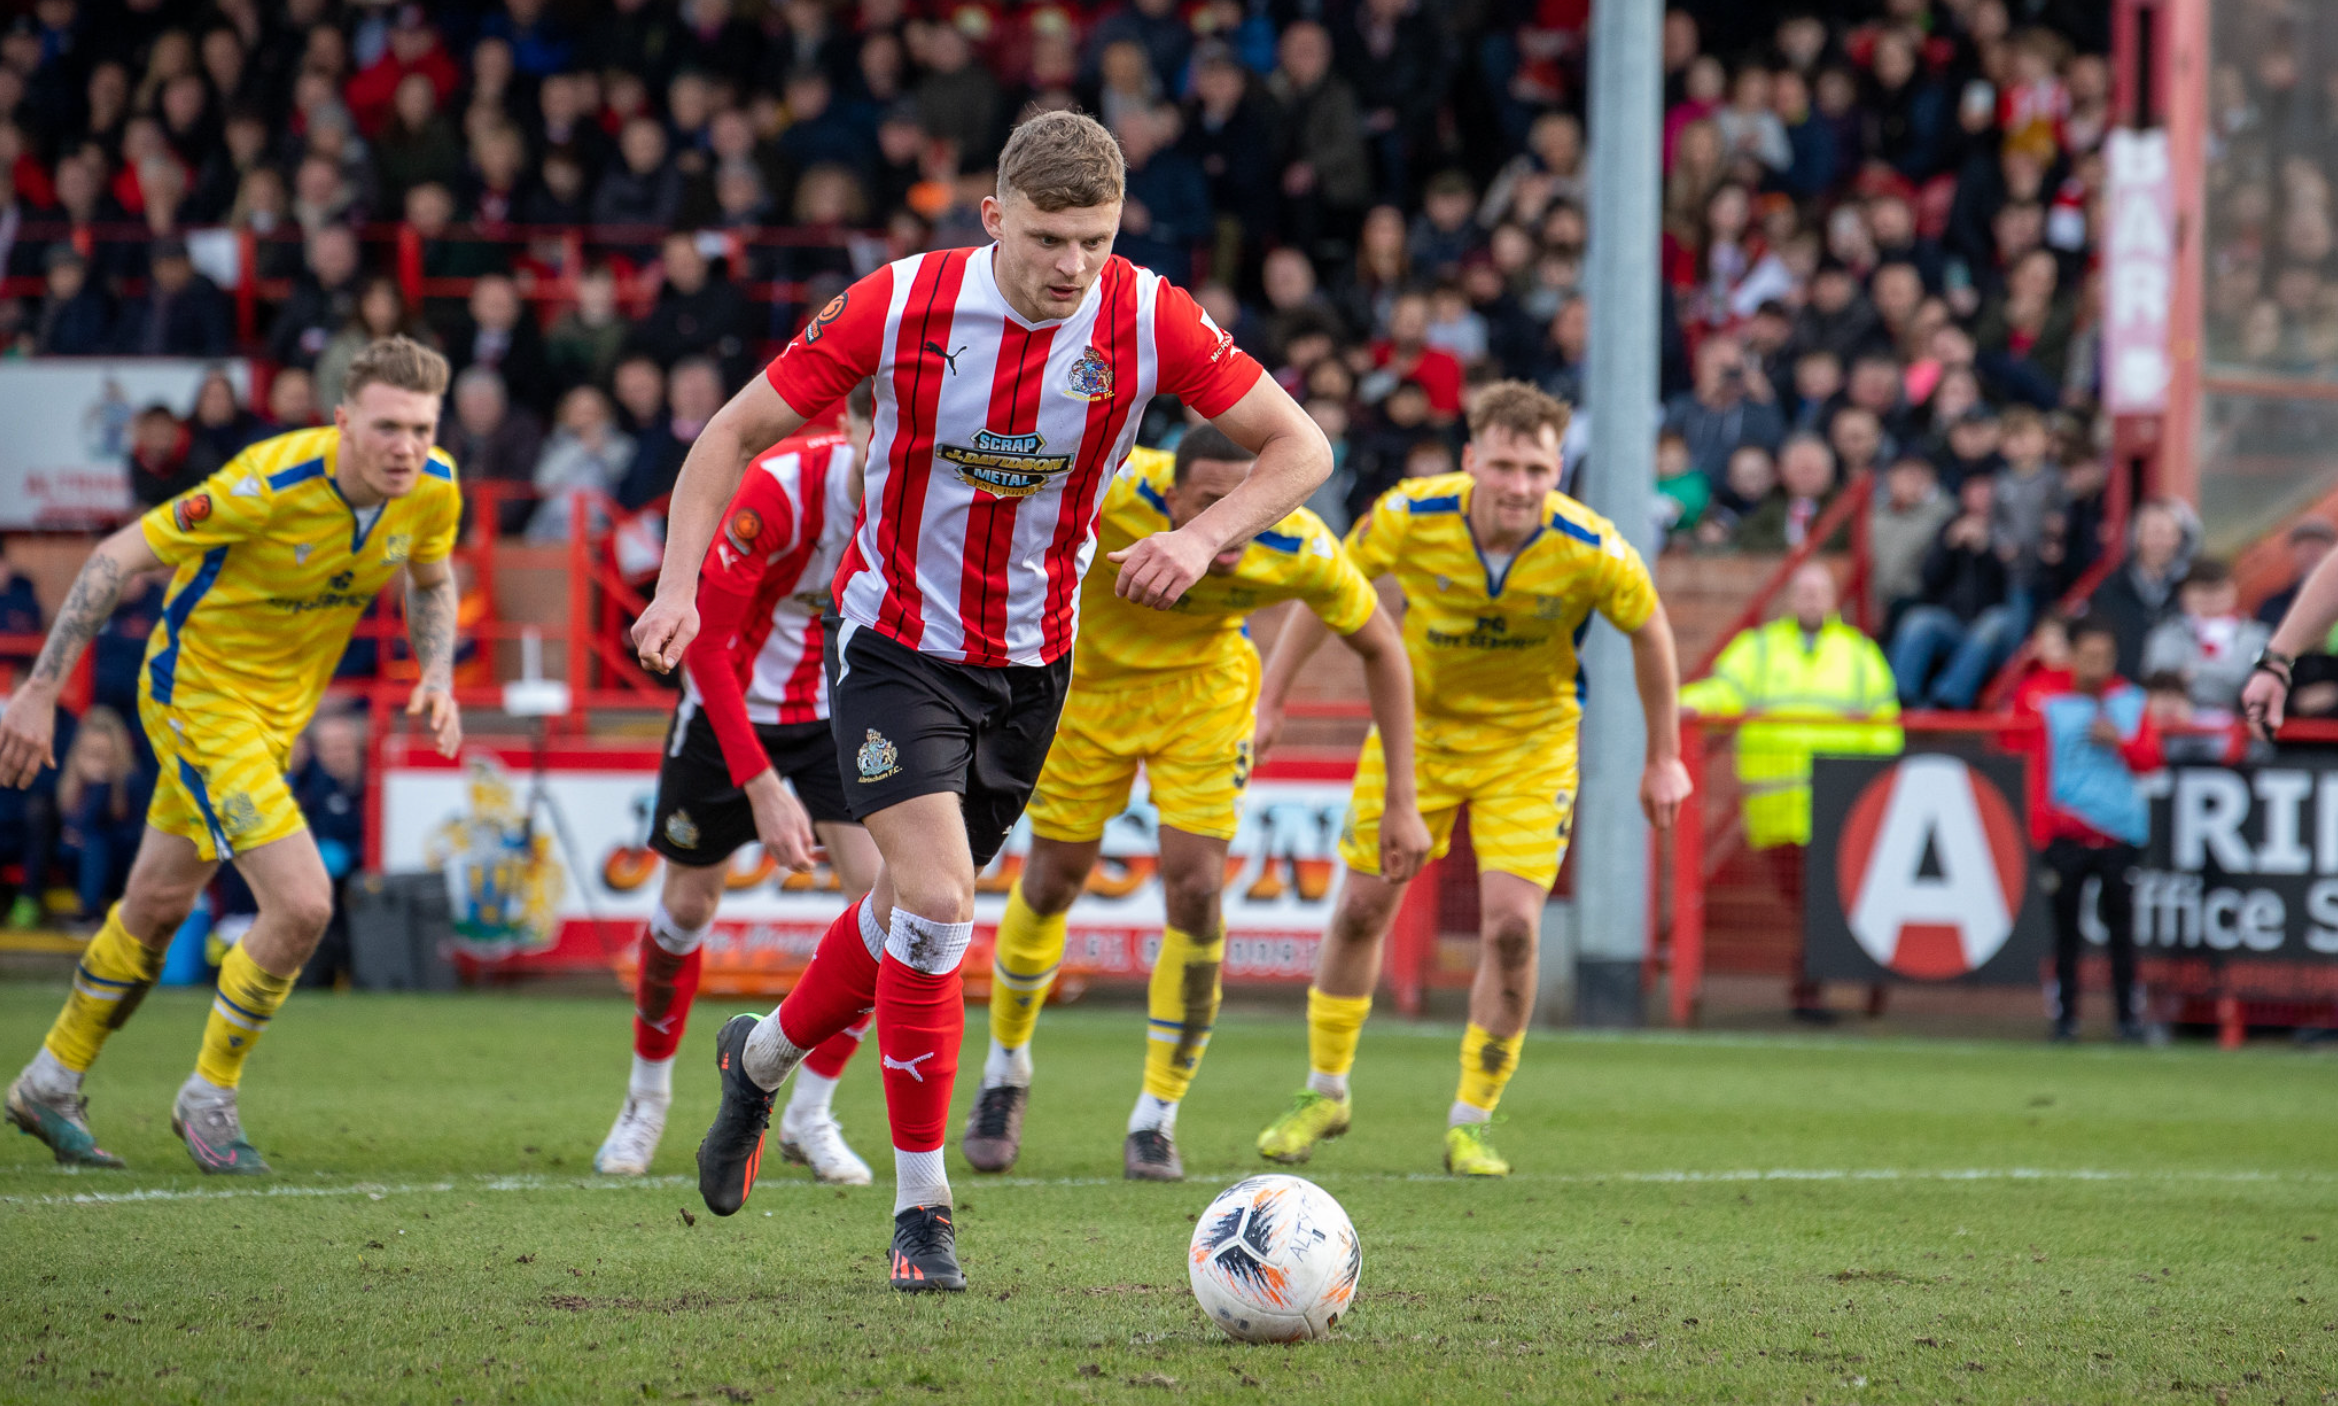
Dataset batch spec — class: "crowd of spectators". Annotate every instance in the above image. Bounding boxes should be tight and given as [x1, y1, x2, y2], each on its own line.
[0, 0, 2295, 729]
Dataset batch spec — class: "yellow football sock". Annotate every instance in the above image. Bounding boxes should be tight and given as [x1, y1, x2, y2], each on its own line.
[1454, 1022, 1526, 1115]
[1306, 988, 1372, 1082]
[194, 943, 296, 1089]
[987, 882, 1067, 1052]
[1141, 924, 1223, 1102]
[42, 906, 165, 1072]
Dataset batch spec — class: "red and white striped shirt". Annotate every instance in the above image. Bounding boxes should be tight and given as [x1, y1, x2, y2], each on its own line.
[763, 246, 1263, 667]
[681, 428, 857, 786]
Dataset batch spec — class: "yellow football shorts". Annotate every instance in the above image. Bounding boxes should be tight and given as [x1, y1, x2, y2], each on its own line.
[1338, 722, 1578, 890]
[1026, 655, 1260, 843]
[139, 691, 308, 862]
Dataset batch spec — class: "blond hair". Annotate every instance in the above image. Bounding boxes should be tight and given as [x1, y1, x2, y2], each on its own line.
[1467, 380, 1571, 444]
[342, 334, 450, 403]
[997, 109, 1126, 212]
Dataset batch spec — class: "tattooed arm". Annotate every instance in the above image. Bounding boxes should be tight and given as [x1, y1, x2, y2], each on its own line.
[402, 557, 463, 758]
[0, 524, 163, 788]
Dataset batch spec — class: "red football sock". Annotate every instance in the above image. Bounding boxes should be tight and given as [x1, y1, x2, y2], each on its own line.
[631, 935, 703, 1062]
[776, 903, 880, 1050]
[801, 1016, 870, 1080]
[875, 955, 963, 1154]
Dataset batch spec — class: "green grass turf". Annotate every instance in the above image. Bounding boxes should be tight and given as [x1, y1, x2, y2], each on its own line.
[5, 982, 2338, 1404]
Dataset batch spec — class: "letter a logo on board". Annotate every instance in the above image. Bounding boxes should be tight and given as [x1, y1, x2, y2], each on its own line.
[1834, 755, 2028, 979]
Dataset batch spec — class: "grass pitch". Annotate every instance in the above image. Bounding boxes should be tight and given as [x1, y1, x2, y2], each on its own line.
[4, 983, 2338, 1404]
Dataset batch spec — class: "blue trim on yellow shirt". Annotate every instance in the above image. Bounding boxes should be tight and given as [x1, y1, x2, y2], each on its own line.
[1411, 494, 1462, 515]
[1253, 528, 1305, 554]
[267, 458, 325, 491]
[424, 454, 455, 481]
[1135, 479, 1170, 516]
[149, 545, 229, 705]
[1550, 514, 1601, 547]
[327, 478, 383, 555]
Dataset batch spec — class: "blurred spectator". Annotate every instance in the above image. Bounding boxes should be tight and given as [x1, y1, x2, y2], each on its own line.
[115, 237, 232, 356]
[527, 385, 633, 543]
[1113, 105, 1211, 280]
[29, 247, 113, 356]
[1267, 21, 1370, 261]
[1929, 402, 2004, 492]
[1869, 456, 1954, 626]
[2015, 618, 2158, 1043]
[546, 263, 630, 391]
[1696, 443, 1776, 548]
[0, 538, 43, 677]
[127, 403, 198, 509]
[626, 232, 751, 384]
[1343, 378, 1437, 525]
[1681, 563, 1901, 1021]
[445, 271, 552, 416]
[265, 224, 364, 370]
[1992, 406, 2067, 584]
[1408, 170, 1480, 279]
[296, 709, 365, 886]
[440, 365, 544, 537]
[1664, 335, 1785, 483]
[2255, 518, 2338, 626]
[53, 706, 148, 928]
[1889, 473, 2021, 708]
[182, 370, 268, 481]
[1653, 429, 1708, 537]
[315, 275, 434, 409]
[1183, 44, 1279, 276]
[619, 355, 721, 511]
[1975, 248, 2076, 406]
[2142, 559, 2272, 713]
[1734, 433, 1839, 552]
[1365, 290, 1463, 425]
[593, 115, 685, 231]
[0, 703, 72, 929]
[93, 570, 167, 719]
[266, 366, 321, 427]
[371, 71, 464, 210]
[2086, 498, 2197, 679]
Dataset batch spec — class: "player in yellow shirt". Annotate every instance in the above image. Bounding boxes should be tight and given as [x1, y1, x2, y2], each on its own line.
[1253, 382, 1692, 1176]
[3, 337, 465, 1174]
[962, 425, 1429, 1181]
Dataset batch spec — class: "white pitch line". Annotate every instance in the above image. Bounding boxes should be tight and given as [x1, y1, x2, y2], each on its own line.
[6, 1165, 2328, 1208]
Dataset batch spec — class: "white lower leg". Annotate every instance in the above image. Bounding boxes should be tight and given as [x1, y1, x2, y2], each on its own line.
[742, 1011, 807, 1092]
[24, 1048, 82, 1097]
[785, 1067, 840, 1122]
[893, 1147, 951, 1213]
[629, 1054, 674, 1101]
[1448, 1100, 1491, 1127]
[1307, 1070, 1350, 1101]
[982, 1036, 1033, 1089]
[1127, 1092, 1177, 1135]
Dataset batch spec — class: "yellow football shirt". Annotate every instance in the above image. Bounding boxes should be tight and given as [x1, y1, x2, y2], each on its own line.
[140, 425, 463, 736]
[1345, 471, 1656, 744]
[1073, 447, 1377, 685]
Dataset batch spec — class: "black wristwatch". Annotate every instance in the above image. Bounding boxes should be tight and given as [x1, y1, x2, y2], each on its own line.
[2255, 647, 2297, 687]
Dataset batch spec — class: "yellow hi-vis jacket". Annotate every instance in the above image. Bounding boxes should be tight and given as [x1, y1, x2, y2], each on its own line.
[1680, 615, 1904, 849]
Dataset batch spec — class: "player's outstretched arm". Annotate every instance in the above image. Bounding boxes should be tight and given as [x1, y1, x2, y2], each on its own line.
[632, 376, 808, 673]
[1339, 606, 1430, 882]
[1629, 601, 1693, 830]
[2244, 544, 2338, 738]
[402, 557, 463, 759]
[1111, 379, 1331, 609]
[0, 524, 162, 787]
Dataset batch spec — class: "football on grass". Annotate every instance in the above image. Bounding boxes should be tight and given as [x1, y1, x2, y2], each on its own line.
[1187, 1175, 1361, 1342]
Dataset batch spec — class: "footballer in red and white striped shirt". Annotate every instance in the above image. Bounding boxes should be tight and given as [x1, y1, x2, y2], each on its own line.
[647, 111, 1333, 1294]
[595, 385, 885, 1191]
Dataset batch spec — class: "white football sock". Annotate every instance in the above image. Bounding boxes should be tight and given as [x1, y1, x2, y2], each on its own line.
[24, 1048, 82, 1098]
[982, 1036, 1032, 1089]
[785, 1067, 840, 1122]
[741, 1012, 806, 1092]
[629, 1053, 673, 1101]
[1448, 1100, 1492, 1127]
[647, 900, 710, 956]
[1307, 1070, 1350, 1102]
[1128, 1092, 1178, 1135]
[894, 1147, 951, 1214]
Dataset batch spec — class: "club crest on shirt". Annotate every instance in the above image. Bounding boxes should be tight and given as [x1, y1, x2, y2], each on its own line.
[1533, 593, 1565, 621]
[1063, 345, 1113, 401]
[174, 493, 212, 532]
[802, 292, 847, 344]
[663, 808, 700, 850]
[726, 508, 762, 553]
[937, 429, 1073, 499]
[857, 729, 901, 782]
[384, 532, 411, 565]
